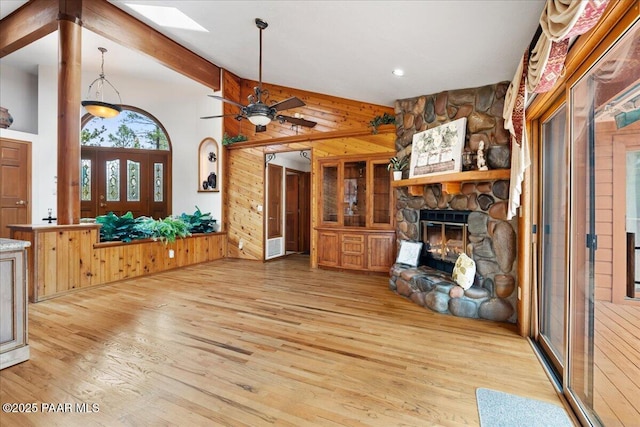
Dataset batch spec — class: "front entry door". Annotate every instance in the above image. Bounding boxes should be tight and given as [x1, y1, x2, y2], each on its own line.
[97, 151, 149, 217]
[81, 147, 169, 219]
[0, 139, 31, 238]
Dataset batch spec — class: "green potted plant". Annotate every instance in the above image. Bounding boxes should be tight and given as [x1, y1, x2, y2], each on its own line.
[221, 133, 248, 146]
[369, 112, 396, 134]
[387, 155, 409, 180]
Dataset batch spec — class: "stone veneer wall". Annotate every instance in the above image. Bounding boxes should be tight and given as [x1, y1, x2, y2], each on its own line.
[391, 82, 518, 323]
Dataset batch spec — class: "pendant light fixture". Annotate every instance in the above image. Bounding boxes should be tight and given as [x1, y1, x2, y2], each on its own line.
[81, 47, 122, 118]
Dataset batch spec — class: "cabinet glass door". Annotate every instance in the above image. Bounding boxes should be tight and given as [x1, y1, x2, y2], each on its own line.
[321, 164, 339, 223]
[344, 161, 366, 227]
[372, 161, 392, 226]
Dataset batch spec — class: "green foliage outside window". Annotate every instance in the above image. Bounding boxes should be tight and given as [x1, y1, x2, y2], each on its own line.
[82, 110, 169, 150]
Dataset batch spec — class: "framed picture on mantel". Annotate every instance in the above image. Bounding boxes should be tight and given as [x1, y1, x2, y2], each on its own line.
[409, 117, 466, 178]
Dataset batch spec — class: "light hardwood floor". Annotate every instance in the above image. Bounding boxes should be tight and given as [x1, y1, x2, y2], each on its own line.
[0, 255, 563, 426]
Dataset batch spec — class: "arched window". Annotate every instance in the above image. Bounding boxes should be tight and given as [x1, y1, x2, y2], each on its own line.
[80, 106, 172, 219]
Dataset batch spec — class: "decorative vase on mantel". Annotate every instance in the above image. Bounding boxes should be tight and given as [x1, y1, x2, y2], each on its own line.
[0, 107, 13, 129]
[393, 171, 403, 181]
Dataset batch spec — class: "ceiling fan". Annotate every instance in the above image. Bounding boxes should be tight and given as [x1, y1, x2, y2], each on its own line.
[201, 18, 317, 133]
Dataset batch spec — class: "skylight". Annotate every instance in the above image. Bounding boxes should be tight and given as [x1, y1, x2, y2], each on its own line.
[125, 4, 208, 32]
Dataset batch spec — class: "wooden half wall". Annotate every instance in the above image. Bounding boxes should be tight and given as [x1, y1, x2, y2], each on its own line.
[10, 224, 227, 302]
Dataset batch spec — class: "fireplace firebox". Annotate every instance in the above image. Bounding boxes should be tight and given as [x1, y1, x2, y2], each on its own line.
[420, 210, 471, 274]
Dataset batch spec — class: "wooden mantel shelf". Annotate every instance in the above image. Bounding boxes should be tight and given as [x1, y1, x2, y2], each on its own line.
[391, 169, 511, 196]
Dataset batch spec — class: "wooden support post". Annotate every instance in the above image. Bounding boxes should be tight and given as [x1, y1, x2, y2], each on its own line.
[57, 17, 82, 224]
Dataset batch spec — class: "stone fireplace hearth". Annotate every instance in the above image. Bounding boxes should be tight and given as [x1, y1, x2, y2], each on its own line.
[390, 197, 517, 322]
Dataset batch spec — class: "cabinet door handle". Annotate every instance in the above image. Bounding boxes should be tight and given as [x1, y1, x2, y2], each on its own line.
[100, 202, 107, 207]
[15, 200, 27, 205]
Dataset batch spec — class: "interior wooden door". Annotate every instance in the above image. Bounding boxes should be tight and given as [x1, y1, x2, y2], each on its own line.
[267, 164, 282, 239]
[0, 139, 31, 238]
[286, 172, 300, 252]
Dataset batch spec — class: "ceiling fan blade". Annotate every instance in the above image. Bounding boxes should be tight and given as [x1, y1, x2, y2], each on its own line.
[278, 115, 317, 128]
[200, 114, 244, 120]
[207, 94, 245, 109]
[271, 96, 305, 112]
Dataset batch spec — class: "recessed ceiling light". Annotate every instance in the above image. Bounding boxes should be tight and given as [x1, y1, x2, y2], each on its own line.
[125, 4, 208, 32]
[392, 69, 405, 77]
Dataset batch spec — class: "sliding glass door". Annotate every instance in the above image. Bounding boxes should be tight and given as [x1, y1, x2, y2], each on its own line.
[565, 21, 640, 426]
[538, 104, 568, 379]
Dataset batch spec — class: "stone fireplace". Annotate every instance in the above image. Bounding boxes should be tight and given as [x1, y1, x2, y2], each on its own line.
[388, 82, 518, 323]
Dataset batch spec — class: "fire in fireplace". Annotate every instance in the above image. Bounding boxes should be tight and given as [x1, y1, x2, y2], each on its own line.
[420, 210, 471, 274]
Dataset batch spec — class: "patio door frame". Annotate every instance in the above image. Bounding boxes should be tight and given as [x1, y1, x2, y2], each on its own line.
[525, 3, 639, 426]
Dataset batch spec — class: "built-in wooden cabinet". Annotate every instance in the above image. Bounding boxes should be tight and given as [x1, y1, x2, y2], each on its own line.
[367, 233, 396, 271]
[0, 239, 30, 370]
[317, 229, 395, 272]
[316, 153, 396, 272]
[319, 154, 394, 229]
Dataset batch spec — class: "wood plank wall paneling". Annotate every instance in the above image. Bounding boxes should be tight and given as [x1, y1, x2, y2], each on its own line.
[222, 70, 242, 138]
[226, 148, 265, 260]
[10, 226, 227, 302]
[221, 78, 394, 141]
[313, 134, 397, 157]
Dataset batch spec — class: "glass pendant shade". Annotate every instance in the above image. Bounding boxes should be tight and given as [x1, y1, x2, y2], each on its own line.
[247, 114, 272, 126]
[82, 100, 122, 118]
[82, 47, 122, 118]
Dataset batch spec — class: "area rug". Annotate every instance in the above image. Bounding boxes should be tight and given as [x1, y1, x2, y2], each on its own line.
[476, 388, 573, 427]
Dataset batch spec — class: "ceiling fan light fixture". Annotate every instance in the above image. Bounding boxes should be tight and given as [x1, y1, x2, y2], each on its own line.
[248, 114, 272, 126]
[82, 47, 123, 118]
[200, 19, 317, 130]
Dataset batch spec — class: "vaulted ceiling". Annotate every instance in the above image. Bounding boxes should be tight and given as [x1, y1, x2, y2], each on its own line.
[0, 0, 545, 106]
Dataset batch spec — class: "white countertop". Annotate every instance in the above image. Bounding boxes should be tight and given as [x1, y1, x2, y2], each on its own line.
[0, 238, 31, 252]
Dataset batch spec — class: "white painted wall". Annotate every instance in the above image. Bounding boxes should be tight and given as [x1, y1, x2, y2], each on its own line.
[0, 63, 38, 134]
[0, 62, 223, 224]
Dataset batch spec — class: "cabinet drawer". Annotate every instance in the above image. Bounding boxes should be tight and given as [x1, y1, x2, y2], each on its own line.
[341, 234, 365, 254]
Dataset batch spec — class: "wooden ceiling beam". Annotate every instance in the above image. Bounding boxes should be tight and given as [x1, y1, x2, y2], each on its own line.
[226, 127, 396, 150]
[0, 0, 221, 91]
[0, 0, 59, 58]
[80, 0, 220, 91]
